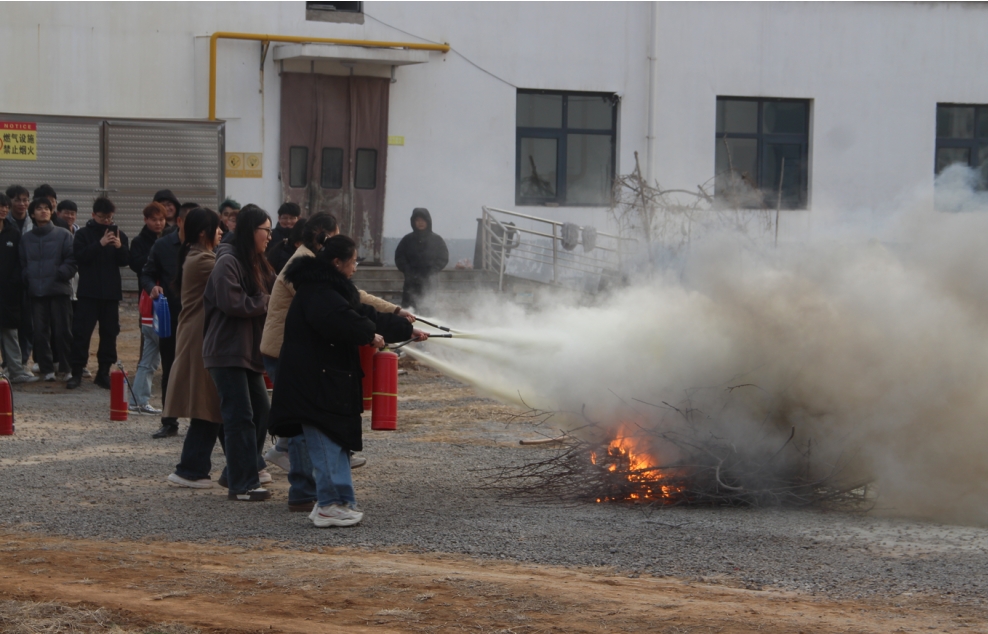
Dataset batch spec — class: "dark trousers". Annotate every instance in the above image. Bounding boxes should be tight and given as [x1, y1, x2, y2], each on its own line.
[400, 275, 435, 311]
[19, 291, 32, 364]
[31, 295, 72, 375]
[208, 367, 270, 494]
[174, 418, 226, 481]
[158, 333, 177, 426]
[69, 297, 120, 374]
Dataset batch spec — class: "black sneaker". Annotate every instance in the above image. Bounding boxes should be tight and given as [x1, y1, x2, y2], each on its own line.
[151, 424, 178, 439]
[93, 373, 111, 389]
[228, 488, 271, 501]
[66, 374, 82, 389]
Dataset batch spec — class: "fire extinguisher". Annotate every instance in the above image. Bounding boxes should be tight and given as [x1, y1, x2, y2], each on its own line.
[359, 345, 375, 411]
[371, 349, 399, 430]
[0, 374, 13, 436]
[110, 367, 128, 421]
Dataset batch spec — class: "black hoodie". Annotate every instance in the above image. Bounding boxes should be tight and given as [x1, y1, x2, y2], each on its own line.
[393, 208, 449, 281]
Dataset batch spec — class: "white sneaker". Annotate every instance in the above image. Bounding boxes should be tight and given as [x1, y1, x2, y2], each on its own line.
[167, 473, 214, 489]
[311, 503, 363, 527]
[350, 455, 367, 469]
[43, 372, 56, 382]
[258, 469, 273, 484]
[263, 446, 291, 471]
[82, 368, 92, 378]
[57, 372, 71, 381]
[129, 403, 162, 414]
[31, 363, 40, 373]
[9, 374, 39, 384]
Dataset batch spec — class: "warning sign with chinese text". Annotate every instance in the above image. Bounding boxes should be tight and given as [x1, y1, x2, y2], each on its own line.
[0, 122, 37, 160]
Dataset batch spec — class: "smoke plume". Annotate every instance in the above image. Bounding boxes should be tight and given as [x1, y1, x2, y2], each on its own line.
[409, 165, 988, 524]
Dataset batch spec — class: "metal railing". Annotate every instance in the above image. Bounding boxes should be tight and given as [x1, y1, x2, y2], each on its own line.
[478, 206, 635, 293]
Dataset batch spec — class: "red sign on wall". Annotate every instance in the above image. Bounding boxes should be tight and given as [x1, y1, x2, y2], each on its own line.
[0, 122, 37, 161]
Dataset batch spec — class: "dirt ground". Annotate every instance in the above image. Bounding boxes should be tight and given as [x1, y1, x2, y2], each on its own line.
[2, 531, 985, 634]
[2, 305, 987, 633]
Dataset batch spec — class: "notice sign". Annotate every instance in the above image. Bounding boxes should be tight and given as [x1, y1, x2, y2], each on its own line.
[0, 122, 37, 160]
[226, 152, 262, 178]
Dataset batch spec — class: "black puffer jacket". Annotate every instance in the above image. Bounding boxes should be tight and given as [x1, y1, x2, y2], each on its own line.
[140, 231, 182, 323]
[0, 221, 23, 328]
[73, 220, 130, 300]
[129, 225, 160, 276]
[394, 208, 449, 282]
[19, 223, 76, 298]
[267, 254, 412, 451]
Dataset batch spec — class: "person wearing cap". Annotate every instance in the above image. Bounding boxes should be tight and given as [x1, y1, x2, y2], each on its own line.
[394, 207, 449, 312]
[153, 189, 181, 230]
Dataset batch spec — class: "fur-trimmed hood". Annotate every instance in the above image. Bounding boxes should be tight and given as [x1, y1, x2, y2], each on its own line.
[283, 252, 360, 307]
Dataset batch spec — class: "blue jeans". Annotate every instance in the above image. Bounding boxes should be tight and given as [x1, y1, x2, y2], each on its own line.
[302, 424, 355, 507]
[286, 434, 317, 505]
[208, 367, 270, 494]
[131, 324, 160, 406]
[174, 418, 226, 481]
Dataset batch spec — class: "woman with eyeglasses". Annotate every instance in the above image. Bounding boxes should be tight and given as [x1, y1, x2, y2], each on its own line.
[202, 206, 275, 501]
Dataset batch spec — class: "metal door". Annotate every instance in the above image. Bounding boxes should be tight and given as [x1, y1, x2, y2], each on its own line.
[280, 73, 389, 263]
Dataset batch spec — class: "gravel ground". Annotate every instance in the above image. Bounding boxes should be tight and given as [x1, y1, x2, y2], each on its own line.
[1, 373, 987, 608]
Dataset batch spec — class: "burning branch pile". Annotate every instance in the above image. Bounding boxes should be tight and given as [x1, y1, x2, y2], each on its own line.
[481, 389, 872, 510]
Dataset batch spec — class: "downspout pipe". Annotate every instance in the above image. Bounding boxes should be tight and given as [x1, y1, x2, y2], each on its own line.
[208, 32, 450, 120]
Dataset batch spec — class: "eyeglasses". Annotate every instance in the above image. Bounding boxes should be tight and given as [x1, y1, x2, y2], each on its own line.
[256, 227, 272, 235]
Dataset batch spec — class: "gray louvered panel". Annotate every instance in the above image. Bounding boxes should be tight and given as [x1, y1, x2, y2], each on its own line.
[0, 120, 101, 204]
[106, 122, 221, 192]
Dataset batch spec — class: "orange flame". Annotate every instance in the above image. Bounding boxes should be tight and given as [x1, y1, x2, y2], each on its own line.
[592, 427, 685, 504]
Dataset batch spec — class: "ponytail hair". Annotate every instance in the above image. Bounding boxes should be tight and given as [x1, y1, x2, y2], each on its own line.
[301, 212, 338, 252]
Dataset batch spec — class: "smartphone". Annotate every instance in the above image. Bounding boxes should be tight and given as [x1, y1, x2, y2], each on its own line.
[106, 225, 119, 235]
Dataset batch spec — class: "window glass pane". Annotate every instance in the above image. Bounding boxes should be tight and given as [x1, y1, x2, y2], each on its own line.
[714, 137, 758, 200]
[567, 95, 614, 130]
[937, 106, 975, 138]
[716, 99, 758, 134]
[320, 147, 343, 189]
[763, 101, 807, 134]
[519, 137, 557, 198]
[289, 146, 308, 188]
[566, 134, 612, 205]
[763, 143, 803, 208]
[936, 147, 971, 173]
[517, 93, 563, 128]
[977, 107, 988, 138]
[354, 148, 377, 189]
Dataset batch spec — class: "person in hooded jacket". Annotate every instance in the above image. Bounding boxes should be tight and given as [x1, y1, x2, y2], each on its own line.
[393, 207, 448, 311]
[268, 235, 426, 527]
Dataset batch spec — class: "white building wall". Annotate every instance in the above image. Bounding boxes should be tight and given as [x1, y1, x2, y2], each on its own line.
[649, 2, 988, 239]
[0, 1, 650, 242]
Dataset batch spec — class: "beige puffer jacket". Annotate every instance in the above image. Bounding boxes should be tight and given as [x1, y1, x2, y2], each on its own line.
[259, 244, 398, 358]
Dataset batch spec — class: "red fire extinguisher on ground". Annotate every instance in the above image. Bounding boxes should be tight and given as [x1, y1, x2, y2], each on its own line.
[359, 345, 375, 411]
[371, 349, 399, 430]
[0, 376, 13, 435]
[110, 367, 128, 421]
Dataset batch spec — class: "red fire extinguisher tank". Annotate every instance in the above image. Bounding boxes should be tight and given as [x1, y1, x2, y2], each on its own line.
[371, 350, 399, 430]
[0, 377, 12, 435]
[110, 367, 128, 421]
[359, 345, 376, 411]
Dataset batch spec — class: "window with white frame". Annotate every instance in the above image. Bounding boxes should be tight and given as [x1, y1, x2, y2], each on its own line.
[516, 90, 617, 206]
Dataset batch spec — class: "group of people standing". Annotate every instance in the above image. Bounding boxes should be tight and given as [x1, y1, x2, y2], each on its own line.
[1, 185, 447, 527]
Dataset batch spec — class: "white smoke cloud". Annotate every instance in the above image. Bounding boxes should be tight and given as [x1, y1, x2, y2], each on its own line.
[408, 166, 988, 525]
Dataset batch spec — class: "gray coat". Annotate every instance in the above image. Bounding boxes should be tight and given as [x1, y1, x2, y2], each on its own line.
[19, 223, 77, 298]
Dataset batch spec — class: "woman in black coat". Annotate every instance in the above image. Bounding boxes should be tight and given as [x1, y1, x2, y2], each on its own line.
[268, 235, 425, 527]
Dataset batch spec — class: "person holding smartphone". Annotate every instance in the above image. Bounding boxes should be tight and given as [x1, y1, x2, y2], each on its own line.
[67, 197, 130, 389]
